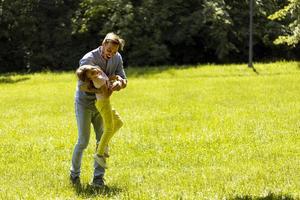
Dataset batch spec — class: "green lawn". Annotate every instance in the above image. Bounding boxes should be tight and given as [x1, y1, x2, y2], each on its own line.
[0, 62, 299, 199]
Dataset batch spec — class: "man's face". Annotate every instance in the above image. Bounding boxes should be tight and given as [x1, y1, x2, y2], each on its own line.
[102, 41, 119, 60]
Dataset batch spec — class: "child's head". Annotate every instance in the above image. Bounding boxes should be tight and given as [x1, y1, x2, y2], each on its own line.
[76, 65, 100, 82]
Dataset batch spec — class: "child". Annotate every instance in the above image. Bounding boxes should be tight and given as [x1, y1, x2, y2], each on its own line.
[76, 65, 124, 168]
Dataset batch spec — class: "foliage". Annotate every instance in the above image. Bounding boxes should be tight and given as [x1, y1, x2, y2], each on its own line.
[0, 0, 299, 72]
[269, 0, 300, 46]
[0, 0, 80, 72]
[0, 0, 35, 71]
[73, 0, 299, 66]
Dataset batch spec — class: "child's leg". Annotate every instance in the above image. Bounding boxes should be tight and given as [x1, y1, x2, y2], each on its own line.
[113, 109, 123, 132]
[101, 110, 123, 158]
[107, 109, 123, 142]
[95, 99, 113, 156]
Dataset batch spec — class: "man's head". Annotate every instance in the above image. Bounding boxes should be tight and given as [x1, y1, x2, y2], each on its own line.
[101, 32, 125, 60]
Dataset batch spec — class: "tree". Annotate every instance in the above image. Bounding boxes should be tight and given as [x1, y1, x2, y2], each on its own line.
[0, 0, 80, 72]
[0, 0, 298, 72]
[28, 0, 81, 70]
[0, 0, 36, 72]
[73, 0, 297, 66]
[269, 0, 300, 45]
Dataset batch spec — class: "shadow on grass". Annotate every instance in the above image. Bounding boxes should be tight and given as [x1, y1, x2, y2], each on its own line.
[126, 64, 300, 78]
[126, 65, 181, 78]
[0, 76, 30, 84]
[231, 192, 297, 200]
[72, 183, 123, 198]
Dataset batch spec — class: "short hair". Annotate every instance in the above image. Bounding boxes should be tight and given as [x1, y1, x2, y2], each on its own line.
[102, 32, 125, 50]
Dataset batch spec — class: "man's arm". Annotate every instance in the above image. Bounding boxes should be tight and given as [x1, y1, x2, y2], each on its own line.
[79, 52, 96, 66]
[112, 54, 127, 91]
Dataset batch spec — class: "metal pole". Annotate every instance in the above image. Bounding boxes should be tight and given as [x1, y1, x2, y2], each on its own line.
[248, 0, 253, 68]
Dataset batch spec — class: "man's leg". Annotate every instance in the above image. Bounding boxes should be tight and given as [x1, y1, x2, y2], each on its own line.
[70, 103, 92, 178]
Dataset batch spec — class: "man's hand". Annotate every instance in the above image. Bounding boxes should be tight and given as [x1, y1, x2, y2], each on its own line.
[109, 76, 127, 91]
[120, 78, 127, 89]
[111, 80, 122, 91]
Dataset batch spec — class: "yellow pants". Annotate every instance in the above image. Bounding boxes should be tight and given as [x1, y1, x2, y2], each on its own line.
[95, 98, 123, 155]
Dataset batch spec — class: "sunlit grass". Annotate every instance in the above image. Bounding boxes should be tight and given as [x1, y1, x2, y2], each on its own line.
[0, 62, 299, 199]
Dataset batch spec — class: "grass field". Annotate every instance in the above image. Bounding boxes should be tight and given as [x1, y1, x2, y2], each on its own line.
[0, 62, 299, 199]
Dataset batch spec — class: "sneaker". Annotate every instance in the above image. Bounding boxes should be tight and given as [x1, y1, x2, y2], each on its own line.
[104, 146, 110, 158]
[69, 175, 80, 185]
[94, 154, 108, 169]
[90, 175, 105, 187]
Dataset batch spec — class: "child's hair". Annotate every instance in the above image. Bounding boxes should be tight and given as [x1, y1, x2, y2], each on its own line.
[76, 65, 98, 90]
[102, 32, 125, 51]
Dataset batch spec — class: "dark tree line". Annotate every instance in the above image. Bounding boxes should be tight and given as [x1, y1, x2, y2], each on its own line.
[0, 0, 299, 72]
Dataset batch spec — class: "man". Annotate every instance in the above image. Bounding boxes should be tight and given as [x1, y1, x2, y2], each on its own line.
[70, 32, 127, 187]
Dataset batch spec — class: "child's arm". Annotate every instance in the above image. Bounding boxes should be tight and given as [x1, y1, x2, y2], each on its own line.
[79, 81, 112, 97]
[78, 75, 107, 93]
[79, 82, 102, 93]
[92, 77, 106, 89]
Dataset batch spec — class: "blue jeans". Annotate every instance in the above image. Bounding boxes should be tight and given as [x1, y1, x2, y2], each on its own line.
[70, 101, 105, 178]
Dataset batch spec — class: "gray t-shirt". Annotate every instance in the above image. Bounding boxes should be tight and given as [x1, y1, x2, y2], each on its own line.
[75, 47, 126, 110]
